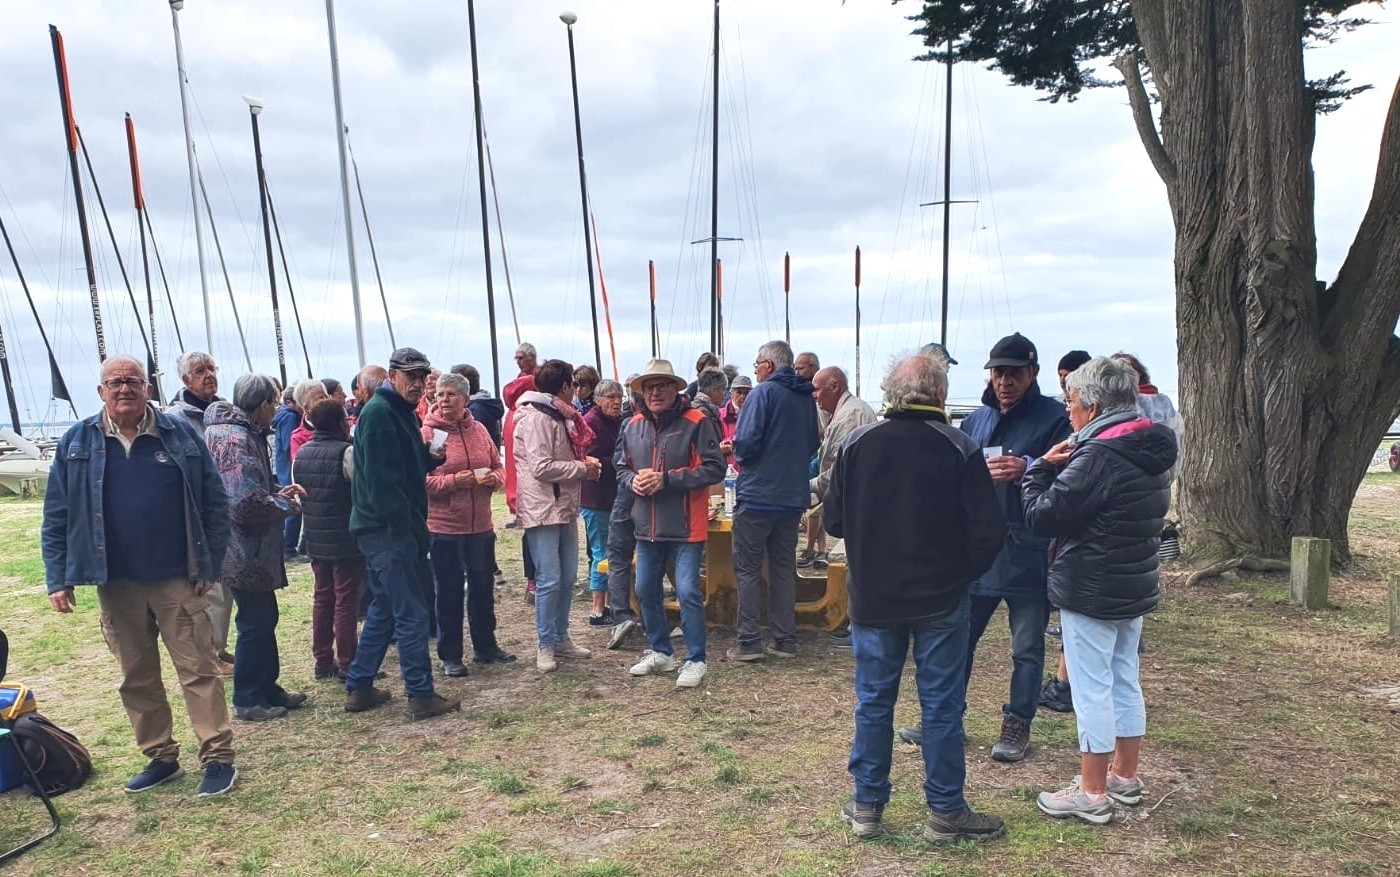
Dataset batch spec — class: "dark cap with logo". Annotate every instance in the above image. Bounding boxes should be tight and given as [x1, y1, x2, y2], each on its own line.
[389, 347, 432, 373]
[919, 341, 959, 366]
[983, 333, 1038, 369]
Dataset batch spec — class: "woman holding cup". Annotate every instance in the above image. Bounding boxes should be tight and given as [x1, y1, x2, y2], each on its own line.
[423, 373, 512, 675]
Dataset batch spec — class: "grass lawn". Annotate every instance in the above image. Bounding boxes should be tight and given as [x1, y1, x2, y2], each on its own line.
[1, 480, 1399, 876]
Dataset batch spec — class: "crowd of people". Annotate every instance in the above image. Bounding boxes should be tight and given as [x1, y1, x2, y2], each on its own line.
[38, 332, 1177, 845]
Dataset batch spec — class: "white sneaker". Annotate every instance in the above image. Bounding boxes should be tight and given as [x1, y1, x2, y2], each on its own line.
[536, 647, 557, 673]
[630, 650, 679, 676]
[675, 660, 706, 689]
[555, 638, 592, 659]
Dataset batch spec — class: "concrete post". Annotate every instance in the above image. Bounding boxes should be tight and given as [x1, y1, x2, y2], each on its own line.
[1290, 537, 1330, 610]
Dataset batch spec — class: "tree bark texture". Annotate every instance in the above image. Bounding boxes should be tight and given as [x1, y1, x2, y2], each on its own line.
[1128, 0, 1400, 562]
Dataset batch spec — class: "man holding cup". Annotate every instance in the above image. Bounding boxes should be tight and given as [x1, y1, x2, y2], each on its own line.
[344, 348, 460, 722]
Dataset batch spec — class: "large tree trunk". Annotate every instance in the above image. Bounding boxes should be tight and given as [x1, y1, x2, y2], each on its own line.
[1128, 0, 1400, 564]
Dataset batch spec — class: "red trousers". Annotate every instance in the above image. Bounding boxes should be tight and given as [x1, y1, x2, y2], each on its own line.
[310, 558, 364, 673]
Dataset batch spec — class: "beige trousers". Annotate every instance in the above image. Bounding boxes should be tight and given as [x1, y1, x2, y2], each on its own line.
[204, 581, 234, 653]
[97, 578, 235, 765]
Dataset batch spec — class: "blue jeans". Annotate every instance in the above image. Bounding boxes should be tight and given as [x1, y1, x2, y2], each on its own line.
[525, 521, 579, 649]
[1060, 611, 1146, 753]
[347, 533, 435, 699]
[282, 514, 301, 557]
[967, 592, 1050, 727]
[231, 588, 287, 710]
[580, 509, 609, 592]
[635, 540, 705, 663]
[850, 598, 971, 815]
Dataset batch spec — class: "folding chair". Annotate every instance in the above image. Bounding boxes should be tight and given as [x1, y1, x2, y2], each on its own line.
[0, 628, 62, 864]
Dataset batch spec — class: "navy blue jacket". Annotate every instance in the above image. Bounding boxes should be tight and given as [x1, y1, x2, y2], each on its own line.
[732, 368, 821, 510]
[42, 408, 231, 593]
[960, 381, 1071, 597]
[271, 403, 300, 487]
[470, 392, 506, 448]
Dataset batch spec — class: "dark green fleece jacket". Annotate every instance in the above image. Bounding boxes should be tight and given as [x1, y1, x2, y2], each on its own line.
[350, 386, 437, 552]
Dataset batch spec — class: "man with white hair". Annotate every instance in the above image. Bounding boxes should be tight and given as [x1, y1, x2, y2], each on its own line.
[807, 366, 876, 579]
[825, 353, 1006, 844]
[43, 355, 237, 797]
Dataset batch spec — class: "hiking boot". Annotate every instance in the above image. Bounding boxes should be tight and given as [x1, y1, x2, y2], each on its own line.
[726, 644, 765, 663]
[407, 694, 462, 721]
[556, 638, 592, 659]
[1036, 782, 1114, 824]
[233, 704, 288, 722]
[1072, 773, 1145, 806]
[537, 647, 557, 673]
[125, 759, 183, 793]
[630, 650, 679, 676]
[472, 649, 517, 665]
[441, 661, 469, 678]
[607, 618, 639, 650]
[990, 717, 1030, 763]
[896, 725, 921, 745]
[313, 664, 339, 681]
[272, 691, 308, 710]
[1038, 677, 1074, 713]
[765, 642, 797, 659]
[344, 686, 392, 713]
[675, 660, 707, 689]
[524, 579, 536, 605]
[840, 797, 884, 839]
[197, 762, 237, 798]
[924, 808, 1006, 845]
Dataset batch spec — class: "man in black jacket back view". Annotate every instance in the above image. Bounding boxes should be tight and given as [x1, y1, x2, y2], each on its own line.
[824, 354, 1008, 845]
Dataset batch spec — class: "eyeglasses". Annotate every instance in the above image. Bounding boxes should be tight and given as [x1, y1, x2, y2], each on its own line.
[753, 359, 772, 370]
[641, 383, 675, 395]
[102, 378, 146, 391]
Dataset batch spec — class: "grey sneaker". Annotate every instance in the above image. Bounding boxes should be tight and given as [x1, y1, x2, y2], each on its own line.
[990, 717, 1030, 762]
[1036, 782, 1114, 824]
[840, 797, 884, 839]
[441, 661, 469, 678]
[607, 618, 639, 650]
[630, 650, 679, 676]
[896, 724, 922, 745]
[923, 808, 1006, 844]
[725, 644, 765, 663]
[1072, 773, 1145, 806]
[233, 704, 287, 722]
[764, 643, 797, 659]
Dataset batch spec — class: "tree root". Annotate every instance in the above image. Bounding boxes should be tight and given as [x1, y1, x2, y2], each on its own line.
[1184, 556, 1291, 587]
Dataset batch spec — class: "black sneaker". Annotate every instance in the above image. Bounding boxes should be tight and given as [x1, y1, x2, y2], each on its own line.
[896, 725, 922, 745]
[125, 759, 183, 794]
[840, 797, 884, 839]
[796, 549, 817, 569]
[233, 704, 288, 722]
[272, 691, 308, 710]
[441, 661, 470, 677]
[472, 649, 518, 665]
[990, 717, 1030, 763]
[924, 808, 1006, 845]
[197, 762, 238, 798]
[764, 643, 797, 659]
[588, 607, 614, 626]
[1039, 677, 1074, 713]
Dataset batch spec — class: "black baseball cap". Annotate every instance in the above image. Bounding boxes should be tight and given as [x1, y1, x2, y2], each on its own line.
[388, 347, 432, 373]
[983, 333, 1038, 369]
[919, 341, 959, 366]
[1057, 350, 1092, 372]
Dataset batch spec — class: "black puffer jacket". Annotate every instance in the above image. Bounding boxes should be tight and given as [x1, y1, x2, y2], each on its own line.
[1021, 418, 1177, 620]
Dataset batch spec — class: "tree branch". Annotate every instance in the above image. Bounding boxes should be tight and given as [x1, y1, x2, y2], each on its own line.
[1114, 51, 1177, 187]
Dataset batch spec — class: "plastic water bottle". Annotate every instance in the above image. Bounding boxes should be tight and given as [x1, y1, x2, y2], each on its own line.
[723, 464, 737, 518]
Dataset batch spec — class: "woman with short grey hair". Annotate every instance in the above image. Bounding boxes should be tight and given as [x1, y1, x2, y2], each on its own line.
[1021, 356, 1176, 824]
[290, 379, 328, 460]
[204, 375, 310, 722]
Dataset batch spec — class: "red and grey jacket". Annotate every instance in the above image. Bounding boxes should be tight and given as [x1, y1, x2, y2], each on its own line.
[615, 397, 725, 543]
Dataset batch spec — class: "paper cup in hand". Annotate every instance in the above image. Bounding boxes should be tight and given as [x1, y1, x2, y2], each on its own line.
[473, 467, 490, 484]
[430, 429, 449, 452]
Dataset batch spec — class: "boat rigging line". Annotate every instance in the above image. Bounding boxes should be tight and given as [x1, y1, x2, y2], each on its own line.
[560, 11, 604, 373]
[196, 170, 254, 372]
[464, 0, 502, 395]
[123, 114, 165, 403]
[482, 121, 521, 347]
[264, 183, 314, 378]
[141, 209, 185, 351]
[0, 209, 75, 418]
[344, 127, 397, 352]
[589, 212, 619, 380]
[168, 0, 214, 355]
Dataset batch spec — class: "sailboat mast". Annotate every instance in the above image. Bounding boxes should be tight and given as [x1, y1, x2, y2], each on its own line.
[168, 0, 213, 353]
[0, 211, 75, 417]
[783, 251, 791, 344]
[345, 130, 397, 350]
[854, 246, 862, 398]
[125, 114, 163, 403]
[245, 98, 288, 387]
[939, 39, 953, 349]
[0, 318, 21, 433]
[649, 260, 658, 359]
[483, 129, 521, 345]
[197, 172, 254, 371]
[562, 13, 603, 373]
[142, 211, 185, 350]
[48, 25, 106, 363]
[709, 0, 721, 360]
[265, 187, 314, 378]
[324, 0, 367, 366]
[467, 0, 500, 396]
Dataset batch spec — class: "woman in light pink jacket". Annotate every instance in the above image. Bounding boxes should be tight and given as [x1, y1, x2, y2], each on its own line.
[422, 373, 512, 676]
[513, 359, 602, 672]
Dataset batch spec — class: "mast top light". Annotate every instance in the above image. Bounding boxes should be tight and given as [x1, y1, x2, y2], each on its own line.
[559, 11, 577, 25]
[243, 95, 264, 115]
[171, 1, 185, 11]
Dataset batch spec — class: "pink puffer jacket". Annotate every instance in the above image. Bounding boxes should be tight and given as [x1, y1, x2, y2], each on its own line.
[511, 390, 588, 528]
[422, 406, 502, 536]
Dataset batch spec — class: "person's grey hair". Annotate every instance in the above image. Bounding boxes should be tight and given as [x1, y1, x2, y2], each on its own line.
[1064, 356, 1139, 414]
[177, 350, 215, 380]
[233, 373, 279, 413]
[281, 385, 296, 404]
[292, 378, 326, 410]
[797, 351, 820, 368]
[721, 363, 739, 383]
[100, 355, 147, 383]
[515, 342, 537, 359]
[358, 365, 388, 393]
[883, 354, 948, 410]
[595, 379, 622, 398]
[757, 340, 794, 370]
[696, 367, 727, 396]
[436, 372, 469, 397]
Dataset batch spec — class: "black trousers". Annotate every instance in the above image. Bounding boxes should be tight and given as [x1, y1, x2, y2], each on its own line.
[430, 532, 501, 662]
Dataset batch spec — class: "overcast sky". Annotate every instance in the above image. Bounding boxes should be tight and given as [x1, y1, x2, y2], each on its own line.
[0, 1, 1395, 419]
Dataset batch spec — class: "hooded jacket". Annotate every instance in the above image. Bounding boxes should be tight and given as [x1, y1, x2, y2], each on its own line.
[731, 367, 821, 510]
[203, 401, 293, 593]
[615, 396, 725, 542]
[469, 391, 506, 448]
[1022, 417, 1177, 620]
[350, 385, 438, 552]
[165, 389, 221, 439]
[502, 377, 535, 515]
[512, 390, 589, 528]
[422, 406, 501, 536]
[271, 403, 300, 486]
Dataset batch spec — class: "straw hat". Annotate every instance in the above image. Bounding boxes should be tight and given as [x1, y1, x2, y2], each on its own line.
[634, 359, 688, 390]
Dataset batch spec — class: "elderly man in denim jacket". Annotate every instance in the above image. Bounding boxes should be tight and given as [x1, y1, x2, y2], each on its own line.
[43, 355, 237, 798]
